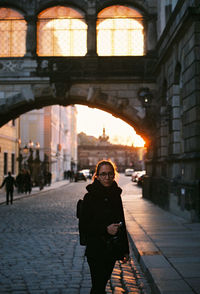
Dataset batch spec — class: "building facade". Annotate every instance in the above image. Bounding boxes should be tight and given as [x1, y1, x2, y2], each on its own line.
[78, 128, 145, 172]
[20, 105, 77, 183]
[143, 0, 200, 221]
[0, 120, 19, 183]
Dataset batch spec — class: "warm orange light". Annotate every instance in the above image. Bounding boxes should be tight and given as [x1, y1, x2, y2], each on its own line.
[0, 8, 26, 57]
[97, 5, 144, 56]
[37, 6, 87, 56]
[76, 105, 145, 148]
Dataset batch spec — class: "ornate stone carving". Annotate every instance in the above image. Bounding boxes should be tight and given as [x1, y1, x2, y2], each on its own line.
[0, 60, 24, 72]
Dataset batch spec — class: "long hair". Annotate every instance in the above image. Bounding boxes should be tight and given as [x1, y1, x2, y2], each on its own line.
[92, 159, 118, 181]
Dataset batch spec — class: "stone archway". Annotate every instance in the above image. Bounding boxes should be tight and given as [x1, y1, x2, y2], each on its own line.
[0, 81, 157, 143]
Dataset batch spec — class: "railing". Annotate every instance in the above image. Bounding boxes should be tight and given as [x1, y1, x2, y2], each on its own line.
[36, 55, 157, 82]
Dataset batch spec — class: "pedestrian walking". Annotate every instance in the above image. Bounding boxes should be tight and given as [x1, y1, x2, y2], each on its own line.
[80, 160, 129, 294]
[24, 170, 32, 194]
[0, 171, 16, 205]
[47, 171, 52, 186]
[16, 171, 24, 193]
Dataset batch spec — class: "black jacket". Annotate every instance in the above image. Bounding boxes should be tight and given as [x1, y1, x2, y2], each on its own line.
[1, 175, 16, 191]
[81, 179, 129, 259]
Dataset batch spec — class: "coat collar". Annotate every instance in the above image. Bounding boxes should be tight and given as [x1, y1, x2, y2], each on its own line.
[86, 178, 122, 195]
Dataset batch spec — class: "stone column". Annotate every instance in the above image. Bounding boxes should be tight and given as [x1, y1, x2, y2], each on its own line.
[146, 15, 157, 52]
[86, 14, 97, 56]
[25, 15, 37, 57]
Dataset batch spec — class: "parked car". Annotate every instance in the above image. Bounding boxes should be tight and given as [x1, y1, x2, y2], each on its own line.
[131, 171, 140, 182]
[125, 168, 134, 176]
[137, 174, 146, 186]
[74, 171, 87, 182]
[80, 169, 92, 179]
[132, 170, 146, 183]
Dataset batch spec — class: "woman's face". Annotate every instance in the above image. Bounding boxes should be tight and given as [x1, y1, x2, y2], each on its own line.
[96, 164, 115, 187]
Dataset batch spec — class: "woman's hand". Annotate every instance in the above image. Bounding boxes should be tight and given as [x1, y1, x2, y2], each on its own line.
[107, 223, 120, 236]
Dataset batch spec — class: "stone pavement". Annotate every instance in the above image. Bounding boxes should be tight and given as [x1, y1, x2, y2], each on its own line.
[1, 180, 200, 294]
[122, 182, 200, 294]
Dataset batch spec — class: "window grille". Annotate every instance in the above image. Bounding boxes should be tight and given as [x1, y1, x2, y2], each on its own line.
[97, 5, 144, 56]
[37, 6, 87, 56]
[0, 8, 26, 57]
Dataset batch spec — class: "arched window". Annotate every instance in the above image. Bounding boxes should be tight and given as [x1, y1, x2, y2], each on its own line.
[37, 6, 87, 56]
[0, 8, 26, 57]
[97, 5, 144, 56]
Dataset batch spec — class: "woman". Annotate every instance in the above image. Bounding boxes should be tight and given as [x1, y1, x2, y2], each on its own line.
[81, 160, 129, 294]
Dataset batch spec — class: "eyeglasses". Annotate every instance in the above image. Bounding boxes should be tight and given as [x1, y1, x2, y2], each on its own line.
[99, 172, 114, 178]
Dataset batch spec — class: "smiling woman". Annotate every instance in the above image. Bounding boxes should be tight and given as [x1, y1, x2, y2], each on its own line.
[76, 105, 145, 147]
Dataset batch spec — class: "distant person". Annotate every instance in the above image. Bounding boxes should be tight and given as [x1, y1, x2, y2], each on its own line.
[67, 170, 71, 180]
[16, 171, 24, 193]
[0, 172, 16, 205]
[47, 171, 52, 186]
[24, 170, 32, 194]
[80, 160, 129, 294]
[64, 170, 67, 180]
[70, 170, 74, 182]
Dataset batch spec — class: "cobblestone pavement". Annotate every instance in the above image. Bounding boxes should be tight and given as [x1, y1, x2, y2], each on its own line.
[0, 181, 151, 294]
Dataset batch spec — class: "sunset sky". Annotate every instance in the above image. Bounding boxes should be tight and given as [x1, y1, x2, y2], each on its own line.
[76, 105, 145, 147]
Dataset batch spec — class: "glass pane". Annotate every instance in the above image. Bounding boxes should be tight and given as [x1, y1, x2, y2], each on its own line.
[98, 19, 113, 30]
[114, 30, 128, 55]
[37, 31, 53, 56]
[71, 19, 87, 29]
[0, 9, 26, 57]
[73, 30, 87, 56]
[12, 30, 26, 56]
[54, 30, 69, 56]
[130, 30, 144, 55]
[114, 19, 130, 29]
[54, 19, 69, 30]
[98, 5, 142, 18]
[0, 8, 23, 19]
[97, 5, 144, 56]
[0, 31, 9, 56]
[12, 19, 26, 30]
[38, 6, 83, 19]
[97, 30, 112, 56]
[0, 20, 10, 31]
[37, 16, 87, 56]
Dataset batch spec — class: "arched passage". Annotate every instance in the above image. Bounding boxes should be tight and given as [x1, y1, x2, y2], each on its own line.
[0, 82, 156, 144]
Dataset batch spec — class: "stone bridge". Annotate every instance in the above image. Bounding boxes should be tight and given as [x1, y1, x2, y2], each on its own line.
[0, 55, 157, 142]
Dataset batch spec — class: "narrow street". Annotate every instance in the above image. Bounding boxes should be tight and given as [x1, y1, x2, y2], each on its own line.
[0, 175, 151, 294]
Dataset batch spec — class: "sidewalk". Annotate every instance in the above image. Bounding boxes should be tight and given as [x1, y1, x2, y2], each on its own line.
[123, 184, 200, 294]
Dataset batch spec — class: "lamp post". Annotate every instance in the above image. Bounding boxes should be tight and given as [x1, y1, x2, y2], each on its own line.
[27, 140, 34, 175]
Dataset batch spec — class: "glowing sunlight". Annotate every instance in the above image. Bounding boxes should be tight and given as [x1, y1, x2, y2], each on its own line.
[97, 5, 144, 56]
[37, 6, 87, 56]
[76, 105, 145, 147]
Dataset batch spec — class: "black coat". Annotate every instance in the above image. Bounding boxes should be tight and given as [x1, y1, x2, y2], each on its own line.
[1, 175, 16, 192]
[81, 179, 129, 260]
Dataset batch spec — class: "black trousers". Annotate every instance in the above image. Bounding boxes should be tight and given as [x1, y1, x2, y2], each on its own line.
[6, 189, 13, 204]
[87, 256, 116, 294]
